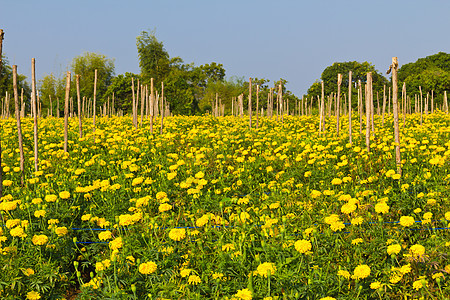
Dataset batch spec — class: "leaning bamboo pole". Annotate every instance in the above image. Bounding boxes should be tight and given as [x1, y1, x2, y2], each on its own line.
[256, 85, 259, 129]
[444, 91, 448, 114]
[64, 71, 71, 153]
[13, 65, 25, 185]
[382, 85, 386, 126]
[140, 84, 145, 127]
[419, 86, 423, 126]
[31, 58, 39, 172]
[150, 78, 154, 134]
[358, 81, 362, 135]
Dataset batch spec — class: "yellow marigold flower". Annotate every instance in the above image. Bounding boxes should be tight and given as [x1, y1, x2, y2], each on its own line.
[445, 211, 450, 221]
[23, 268, 35, 276]
[269, 202, 280, 209]
[156, 192, 167, 200]
[188, 275, 201, 285]
[10, 226, 27, 238]
[413, 279, 426, 290]
[132, 177, 144, 186]
[6, 219, 21, 228]
[158, 203, 172, 213]
[319, 297, 336, 300]
[34, 210, 46, 218]
[167, 172, 177, 180]
[310, 190, 322, 198]
[399, 264, 411, 274]
[180, 268, 192, 277]
[330, 221, 345, 232]
[32, 198, 42, 205]
[45, 194, 58, 202]
[370, 281, 382, 289]
[375, 202, 389, 214]
[2, 180, 13, 186]
[337, 270, 351, 279]
[432, 272, 444, 280]
[324, 214, 340, 224]
[399, 216, 415, 227]
[409, 244, 425, 258]
[387, 244, 401, 255]
[212, 272, 224, 280]
[139, 261, 157, 274]
[55, 226, 68, 237]
[352, 238, 363, 245]
[256, 262, 277, 277]
[196, 214, 210, 227]
[168, 228, 186, 241]
[81, 214, 91, 221]
[341, 202, 357, 214]
[119, 214, 134, 226]
[235, 288, 252, 300]
[26, 291, 41, 300]
[32, 235, 49, 246]
[222, 243, 235, 252]
[351, 264, 371, 279]
[59, 191, 70, 199]
[392, 174, 401, 180]
[294, 239, 312, 254]
[351, 216, 364, 225]
[385, 169, 395, 178]
[331, 178, 342, 185]
[109, 237, 123, 250]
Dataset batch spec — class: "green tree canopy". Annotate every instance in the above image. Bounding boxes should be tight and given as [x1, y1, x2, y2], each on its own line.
[70, 52, 115, 103]
[398, 52, 450, 104]
[38, 73, 65, 115]
[0, 56, 31, 112]
[306, 61, 389, 103]
[103, 72, 140, 113]
[136, 30, 170, 84]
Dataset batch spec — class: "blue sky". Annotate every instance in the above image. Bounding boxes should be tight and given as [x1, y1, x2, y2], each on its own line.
[3, 0, 450, 96]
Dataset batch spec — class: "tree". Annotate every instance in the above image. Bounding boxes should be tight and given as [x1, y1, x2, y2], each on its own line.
[0, 56, 31, 113]
[306, 61, 389, 105]
[103, 72, 140, 113]
[398, 52, 450, 105]
[38, 73, 65, 116]
[136, 31, 170, 84]
[70, 52, 115, 104]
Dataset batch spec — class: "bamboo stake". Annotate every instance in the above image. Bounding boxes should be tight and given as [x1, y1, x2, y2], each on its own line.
[150, 78, 154, 134]
[132, 77, 135, 125]
[140, 84, 144, 127]
[336, 74, 342, 136]
[444, 91, 448, 114]
[76, 75, 82, 138]
[256, 85, 259, 129]
[93, 69, 97, 139]
[279, 82, 283, 123]
[248, 78, 252, 129]
[348, 71, 352, 144]
[13, 65, 25, 185]
[63, 71, 71, 152]
[402, 83, 406, 128]
[31, 58, 38, 172]
[419, 86, 423, 126]
[365, 73, 372, 152]
[382, 85, 386, 126]
[358, 81, 362, 135]
[387, 57, 401, 174]
[160, 82, 164, 134]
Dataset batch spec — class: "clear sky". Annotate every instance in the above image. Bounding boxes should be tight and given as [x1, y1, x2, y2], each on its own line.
[2, 0, 450, 96]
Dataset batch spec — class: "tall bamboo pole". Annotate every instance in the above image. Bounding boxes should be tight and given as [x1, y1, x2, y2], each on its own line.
[419, 86, 423, 126]
[444, 91, 448, 114]
[382, 85, 386, 126]
[150, 78, 154, 134]
[248, 78, 252, 129]
[93, 69, 97, 138]
[348, 71, 352, 144]
[336, 74, 342, 136]
[140, 84, 145, 127]
[31, 58, 39, 172]
[76, 75, 82, 138]
[160, 82, 164, 134]
[388, 57, 401, 174]
[64, 71, 71, 152]
[365, 73, 372, 152]
[256, 85, 259, 129]
[13, 65, 25, 185]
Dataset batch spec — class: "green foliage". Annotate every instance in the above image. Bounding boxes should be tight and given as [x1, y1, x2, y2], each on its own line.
[70, 52, 115, 103]
[103, 72, 140, 114]
[0, 56, 31, 112]
[136, 30, 170, 84]
[398, 52, 450, 106]
[38, 73, 65, 116]
[306, 61, 389, 105]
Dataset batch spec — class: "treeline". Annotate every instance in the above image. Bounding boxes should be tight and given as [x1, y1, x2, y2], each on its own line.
[0, 31, 299, 117]
[305, 52, 450, 110]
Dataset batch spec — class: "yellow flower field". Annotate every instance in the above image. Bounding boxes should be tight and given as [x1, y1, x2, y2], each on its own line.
[1, 111, 449, 299]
